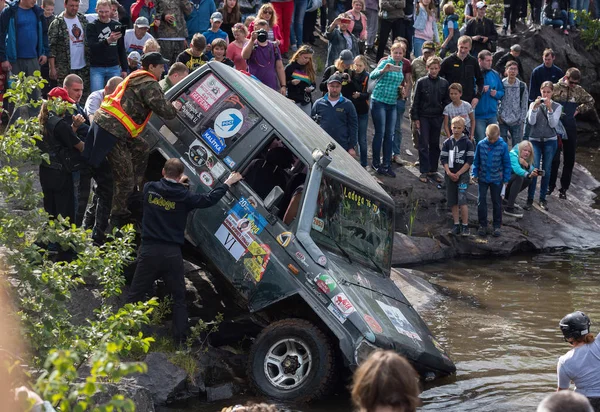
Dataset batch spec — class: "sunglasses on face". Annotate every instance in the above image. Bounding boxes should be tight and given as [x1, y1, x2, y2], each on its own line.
[569, 79, 579, 86]
[263, 9, 273, 14]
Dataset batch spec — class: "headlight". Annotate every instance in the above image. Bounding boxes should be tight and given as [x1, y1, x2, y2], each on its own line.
[354, 338, 379, 365]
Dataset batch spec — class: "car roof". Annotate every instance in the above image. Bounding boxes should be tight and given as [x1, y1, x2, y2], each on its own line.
[206, 62, 393, 205]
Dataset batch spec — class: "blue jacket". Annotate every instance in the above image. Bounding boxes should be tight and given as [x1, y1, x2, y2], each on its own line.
[475, 69, 504, 119]
[311, 94, 358, 151]
[185, 0, 216, 40]
[509, 144, 534, 177]
[472, 137, 511, 184]
[0, 1, 48, 62]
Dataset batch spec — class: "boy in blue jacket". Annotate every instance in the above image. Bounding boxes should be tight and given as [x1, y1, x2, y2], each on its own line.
[472, 124, 511, 237]
[474, 50, 504, 143]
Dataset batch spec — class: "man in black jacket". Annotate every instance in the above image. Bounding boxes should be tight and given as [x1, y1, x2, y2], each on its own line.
[494, 44, 524, 79]
[440, 35, 483, 108]
[127, 158, 243, 344]
[465, 1, 498, 57]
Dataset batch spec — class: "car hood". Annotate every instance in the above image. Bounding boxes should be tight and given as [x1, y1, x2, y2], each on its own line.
[315, 251, 456, 377]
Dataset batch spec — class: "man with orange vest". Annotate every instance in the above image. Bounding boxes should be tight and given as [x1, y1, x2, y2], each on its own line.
[83, 52, 182, 231]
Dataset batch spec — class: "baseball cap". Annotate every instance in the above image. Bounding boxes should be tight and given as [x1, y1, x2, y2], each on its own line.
[339, 49, 354, 65]
[422, 41, 435, 52]
[327, 74, 343, 84]
[510, 44, 522, 52]
[211, 12, 223, 22]
[128, 51, 141, 63]
[476, 1, 487, 8]
[47, 87, 75, 103]
[141, 52, 169, 67]
[134, 16, 150, 28]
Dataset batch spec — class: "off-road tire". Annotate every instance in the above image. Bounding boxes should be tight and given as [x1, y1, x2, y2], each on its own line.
[248, 318, 335, 402]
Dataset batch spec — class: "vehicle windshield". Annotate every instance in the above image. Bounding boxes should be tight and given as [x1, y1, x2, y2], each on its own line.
[310, 173, 393, 276]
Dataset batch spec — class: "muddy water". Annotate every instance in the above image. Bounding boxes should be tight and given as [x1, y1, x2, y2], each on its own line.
[161, 250, 600, 412]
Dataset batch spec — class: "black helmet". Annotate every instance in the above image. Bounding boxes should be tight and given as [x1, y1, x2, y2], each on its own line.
[559, 311, 591, 342]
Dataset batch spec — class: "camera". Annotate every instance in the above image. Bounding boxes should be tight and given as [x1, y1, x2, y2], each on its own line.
[256, 29, 268, 43]
[540, 98, 546, 102]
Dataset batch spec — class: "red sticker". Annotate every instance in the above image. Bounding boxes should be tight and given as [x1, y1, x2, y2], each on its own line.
[364, 314, 383, 334]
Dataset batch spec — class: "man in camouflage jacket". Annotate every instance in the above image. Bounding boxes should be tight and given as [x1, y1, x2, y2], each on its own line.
[48, 0, 90, 101]
[155, 0, 193, 63]
[549, 67, 596, 199]
[85, 52, 181, 228]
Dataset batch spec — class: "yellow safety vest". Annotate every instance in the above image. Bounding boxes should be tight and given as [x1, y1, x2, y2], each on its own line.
[99, 70, 157, 138]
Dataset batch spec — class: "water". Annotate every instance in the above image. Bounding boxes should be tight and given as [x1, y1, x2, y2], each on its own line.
[162, 250, 600, 412]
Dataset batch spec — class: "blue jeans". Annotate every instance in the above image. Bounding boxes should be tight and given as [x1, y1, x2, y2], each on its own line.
[290, 0, 307, 49]
[478, 180, 503, 229]
[528, 139, 558, 201]
[358, 113, 369, 167]
[544, 10, 568, 29]
[90, 65, 121, 92]
[371, 99, 397, 169]
[499, 122, 523, 147]
[474, 116, 498, 143]
[393, 99, 406, 155]
[412, 37, 426, 58]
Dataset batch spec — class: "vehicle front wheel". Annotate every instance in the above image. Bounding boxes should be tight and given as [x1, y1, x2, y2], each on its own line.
[248, 318, 335, 402]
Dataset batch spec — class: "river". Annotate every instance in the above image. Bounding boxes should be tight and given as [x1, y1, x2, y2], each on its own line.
[160, 250, 600, 412]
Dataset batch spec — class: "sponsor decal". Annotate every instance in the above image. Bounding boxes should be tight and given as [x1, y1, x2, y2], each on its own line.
[214, 214, 255, 261]
[332, 292, 355, 317]
[189, 74, 227, 111]
[214, 108, 243, 138]
[187, 140, 208, 167]
[209, 162, 226, 179]
[230, 197, 267, 235]
[159, 125, 178, 144]
[243, 244, 271, 282]
[311, 217, 324, 232]
[201, 128, 226, 155]
[429, 336, 451, 360]
[179, 157, 198, 175]
[376, 300, 422, 341]
[314, 273, 336, 294]
[180, 100, 201, 125]
[305, 281, 329, 305]
[199, 171, 213, 187]
[276, 231, 293, 247]
[295, 251, 308, 267]
[364, 314, 383, 334]
[318, 256, 327, 266]
[327, 303, 346, 324]
[223, 156, 236, 168]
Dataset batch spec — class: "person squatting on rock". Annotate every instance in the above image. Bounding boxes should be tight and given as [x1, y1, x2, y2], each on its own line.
[83, 52, 181, 232]
[127, 158, 243, 344]
[441, 116, 474, 237]
[525, 80, 562, 212]
[556, 311, 600, 411]
[549, 67, 595, 201]
[503, 140, 538, 218]
[472, 124, 511, 238]
[351, 350, 422, 412]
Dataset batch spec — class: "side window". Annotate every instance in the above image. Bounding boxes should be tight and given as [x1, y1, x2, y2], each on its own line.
[241, 137, 307, 226]
[177, 72, 262, 157]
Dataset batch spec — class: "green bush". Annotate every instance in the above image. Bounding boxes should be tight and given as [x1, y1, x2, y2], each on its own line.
[572, 10, 600, 50]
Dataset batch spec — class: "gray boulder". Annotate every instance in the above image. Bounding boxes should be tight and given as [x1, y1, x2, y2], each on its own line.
[93, 378, 155, 411]
[135, 352, 188, 405]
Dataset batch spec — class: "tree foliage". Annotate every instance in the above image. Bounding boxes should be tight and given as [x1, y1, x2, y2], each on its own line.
[0, 72, 156, 411]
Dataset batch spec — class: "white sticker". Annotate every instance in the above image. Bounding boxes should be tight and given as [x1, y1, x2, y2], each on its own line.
[159, 125, 178, 144]
[200, 171, 213, 187]
[376, 300, 422, 341]
[332, 292, 355, 317]
[210, 162, 226, 179]
[327, 303, 346, 324]
[215, 224, 246, 261]
[214, 108, 243, 138]
[312, 217, 324, 232]
[189, 74, 227, 111]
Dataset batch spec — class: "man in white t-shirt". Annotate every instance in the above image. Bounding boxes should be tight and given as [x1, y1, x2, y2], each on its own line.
[124, 16, 154, 54]
[48, 0, 91, 100]
[84, 75, 122, 121]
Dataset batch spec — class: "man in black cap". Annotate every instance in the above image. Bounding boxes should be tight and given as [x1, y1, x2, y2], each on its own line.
[83, 51, 183, 233]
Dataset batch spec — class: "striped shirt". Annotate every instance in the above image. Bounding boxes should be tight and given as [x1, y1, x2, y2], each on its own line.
[371, 57, 404, 105]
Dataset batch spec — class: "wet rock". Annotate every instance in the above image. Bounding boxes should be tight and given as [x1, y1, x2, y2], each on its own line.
[206, 382, 234, 402]
[135, 352, 188, 405]
[392, 232, 454, 266]
[93, 378, 155, 411]
[198, 346, 244, 386]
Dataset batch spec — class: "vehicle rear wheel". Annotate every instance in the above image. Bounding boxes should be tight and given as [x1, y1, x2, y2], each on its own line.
[248, 318, 335, 402]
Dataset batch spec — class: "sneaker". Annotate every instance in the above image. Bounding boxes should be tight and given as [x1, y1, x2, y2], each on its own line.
[563, 29, 569, 35]
[559, 189, 567, 200]
[290, 44, 298, 52]
[523, 198, 534, 211]
[539, 200, 548, 211]
[478, 226, 487, 237]
[393, 154, 406, 165]
[492, 228, 501, 237]
[461, 225, 470, 237]
[449, 224, 461, 236]
[377, 166, 396, 178]
[504, 207, 523, 218]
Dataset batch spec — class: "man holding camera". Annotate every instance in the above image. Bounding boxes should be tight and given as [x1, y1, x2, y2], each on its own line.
[241, 19, 285, 94]
[86, 0, 128, 92]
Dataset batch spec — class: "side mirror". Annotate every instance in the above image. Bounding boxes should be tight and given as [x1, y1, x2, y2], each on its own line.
[264, 186, 284, 213]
